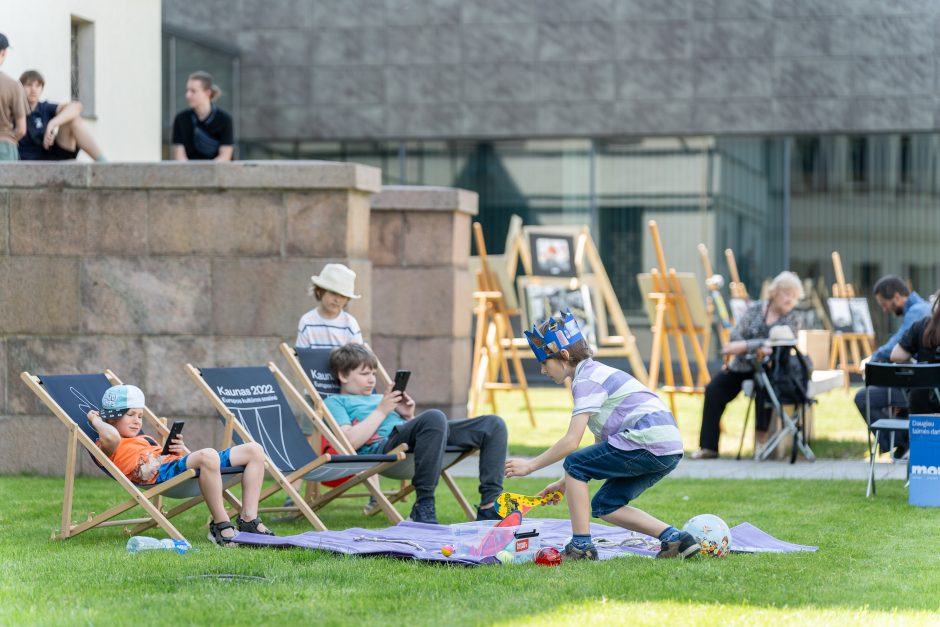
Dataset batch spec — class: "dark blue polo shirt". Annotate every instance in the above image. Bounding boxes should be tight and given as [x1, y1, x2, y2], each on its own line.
[18, 101, 59, 160]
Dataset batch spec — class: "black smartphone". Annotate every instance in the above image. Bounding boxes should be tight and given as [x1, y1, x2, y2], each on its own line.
[160, 421, 185, 456]
[392, 370, 411, 394]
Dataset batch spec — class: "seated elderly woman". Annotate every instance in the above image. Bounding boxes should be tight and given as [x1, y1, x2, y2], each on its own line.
[692, 271, 804, 460]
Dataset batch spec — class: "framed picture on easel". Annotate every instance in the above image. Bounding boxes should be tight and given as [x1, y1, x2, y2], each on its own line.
[827, 298, 854, 333]
[517, 276, 598, 349]
[527, 232, 577, 277]
[848, 297, 874, 335]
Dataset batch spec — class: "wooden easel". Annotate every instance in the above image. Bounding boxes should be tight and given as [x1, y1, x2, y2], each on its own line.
[827, 251, 874, 391]
[699, 243, 730, 371]
[508, 223, 649, 382]
[468, 222, 537, 426]
[645, 221, 710, 416]
[725, 248, 750, 300]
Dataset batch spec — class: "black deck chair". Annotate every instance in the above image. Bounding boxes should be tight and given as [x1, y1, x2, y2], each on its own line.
[186, 363, 407, 529]
[281, 344, 477, 520]
[21, 370, 244, 542]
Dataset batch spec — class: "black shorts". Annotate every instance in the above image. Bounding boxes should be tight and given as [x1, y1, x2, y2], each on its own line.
[43, 142, 79, 161]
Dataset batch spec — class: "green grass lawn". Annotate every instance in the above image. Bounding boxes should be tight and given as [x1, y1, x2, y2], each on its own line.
[2, 385, 930, 626]
[1, 475, 937, 626]
[500, 385, 869, 459]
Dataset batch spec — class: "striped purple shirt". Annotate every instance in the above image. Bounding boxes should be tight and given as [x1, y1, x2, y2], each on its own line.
[571, 359, 683, 456]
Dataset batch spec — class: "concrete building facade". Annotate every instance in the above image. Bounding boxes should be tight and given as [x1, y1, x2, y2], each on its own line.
[162, 0, 940, 140]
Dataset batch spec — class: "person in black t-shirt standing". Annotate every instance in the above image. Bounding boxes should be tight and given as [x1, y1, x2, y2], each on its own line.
[171, 71, 233, 161]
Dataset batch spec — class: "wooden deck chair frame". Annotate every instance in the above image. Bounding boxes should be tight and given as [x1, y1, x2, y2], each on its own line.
[21, 370, 244, 542]
[280, 343, 478, 521]
[186, 362, 407, 530]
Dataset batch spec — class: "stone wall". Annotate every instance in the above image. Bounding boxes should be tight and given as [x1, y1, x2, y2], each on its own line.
[369, 186, 478, 420]
[164, 0, 940, 139]
[0, 161, 385, 474]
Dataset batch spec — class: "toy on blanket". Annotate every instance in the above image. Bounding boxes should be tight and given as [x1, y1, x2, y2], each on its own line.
[683, 514, 732, 558]
[495, 491, 564, 517]
[475, 511, 522, 556]
[535, 547, 562, 566]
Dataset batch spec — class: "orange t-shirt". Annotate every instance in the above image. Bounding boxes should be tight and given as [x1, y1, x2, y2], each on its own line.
[97, 435, 181, 485]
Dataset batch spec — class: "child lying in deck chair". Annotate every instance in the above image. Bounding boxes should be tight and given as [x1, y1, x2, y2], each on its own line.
[86, 384, 275, 547]
[326, 344, 509, 524]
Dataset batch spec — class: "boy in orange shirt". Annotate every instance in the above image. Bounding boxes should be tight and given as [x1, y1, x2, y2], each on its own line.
[86, 384, 274, 546]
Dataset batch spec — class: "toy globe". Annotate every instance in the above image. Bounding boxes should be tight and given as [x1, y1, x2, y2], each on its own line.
[535, 547, 562, 566]
[682, 514, 732, 558]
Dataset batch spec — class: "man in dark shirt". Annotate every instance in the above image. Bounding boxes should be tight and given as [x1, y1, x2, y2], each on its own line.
[18, 70, 106, 161]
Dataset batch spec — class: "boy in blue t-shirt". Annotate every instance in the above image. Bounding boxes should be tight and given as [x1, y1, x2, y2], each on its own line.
[324, 344, 508, 524]
[18, 70, 105, 161]
[505, 312, 700, 561]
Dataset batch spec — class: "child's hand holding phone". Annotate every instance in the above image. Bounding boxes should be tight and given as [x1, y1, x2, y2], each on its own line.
[396, 391, 416, 419]
[161, 421, 187, 456]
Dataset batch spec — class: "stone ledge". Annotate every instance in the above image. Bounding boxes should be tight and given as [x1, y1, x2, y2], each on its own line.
[0, 161, 382, 193]
[372, 186, 479, 215]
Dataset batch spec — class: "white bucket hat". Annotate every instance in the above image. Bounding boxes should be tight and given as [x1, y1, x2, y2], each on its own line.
[767, 325, 797, 347]
[309, 263, 361, 299]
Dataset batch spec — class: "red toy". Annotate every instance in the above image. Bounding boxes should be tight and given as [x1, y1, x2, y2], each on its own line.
[535, 547, 562, 566]
[474, 511, 522, 557]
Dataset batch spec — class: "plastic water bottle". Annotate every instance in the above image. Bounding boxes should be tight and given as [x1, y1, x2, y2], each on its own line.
[126, 536, 191, 554]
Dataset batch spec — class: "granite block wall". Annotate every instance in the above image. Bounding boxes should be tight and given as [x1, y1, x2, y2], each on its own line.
[0, 161, 380, 474]
[0, 162, 476, 476]
[369, 186, 477, 420]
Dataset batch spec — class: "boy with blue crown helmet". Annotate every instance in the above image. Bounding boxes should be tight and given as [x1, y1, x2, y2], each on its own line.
[504, 311, 700, 560]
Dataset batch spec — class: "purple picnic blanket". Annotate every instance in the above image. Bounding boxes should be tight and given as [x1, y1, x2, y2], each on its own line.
[233, 519, 817, 565]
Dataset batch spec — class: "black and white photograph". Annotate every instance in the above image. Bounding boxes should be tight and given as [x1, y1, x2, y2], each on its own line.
[518, 278, 597, 349]
[827, 298, 853, 333]
[848, 297, 874, 335]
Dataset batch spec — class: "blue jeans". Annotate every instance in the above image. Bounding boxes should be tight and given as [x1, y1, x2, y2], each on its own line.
[563, 442, 681, 517]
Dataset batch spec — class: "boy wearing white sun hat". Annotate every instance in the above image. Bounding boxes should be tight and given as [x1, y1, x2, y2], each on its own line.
[296, 263, 364, 351]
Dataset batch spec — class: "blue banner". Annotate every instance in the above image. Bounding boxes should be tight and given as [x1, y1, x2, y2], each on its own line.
[909, 415, 940, 507]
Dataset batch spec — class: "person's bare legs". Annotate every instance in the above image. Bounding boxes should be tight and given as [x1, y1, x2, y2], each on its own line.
[599, 505, 669, 538]
[186, 448, 231, 539]
[228, 442, 268, 530]
[565, 473, 593, 535]
[55, 117, 103, 160]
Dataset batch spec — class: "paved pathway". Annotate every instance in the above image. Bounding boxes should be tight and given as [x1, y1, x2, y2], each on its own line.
[450, 455, 908, 481]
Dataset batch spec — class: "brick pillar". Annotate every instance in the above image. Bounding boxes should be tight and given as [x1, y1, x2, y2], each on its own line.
[369, 186, 478, 419]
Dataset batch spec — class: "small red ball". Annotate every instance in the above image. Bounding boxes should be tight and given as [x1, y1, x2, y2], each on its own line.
[535, 547, 562, 566]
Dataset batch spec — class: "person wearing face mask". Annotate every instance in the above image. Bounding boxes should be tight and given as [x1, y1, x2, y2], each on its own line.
[171, 71, 233, 161]
[692, 271, 805, 459]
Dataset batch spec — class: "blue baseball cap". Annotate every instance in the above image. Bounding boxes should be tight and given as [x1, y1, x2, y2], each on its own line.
[100, 385, 146, 420]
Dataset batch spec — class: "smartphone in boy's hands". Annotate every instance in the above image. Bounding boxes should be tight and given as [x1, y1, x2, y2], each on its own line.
[160, 421, 185, 456]
[392, 370, 411, 394]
